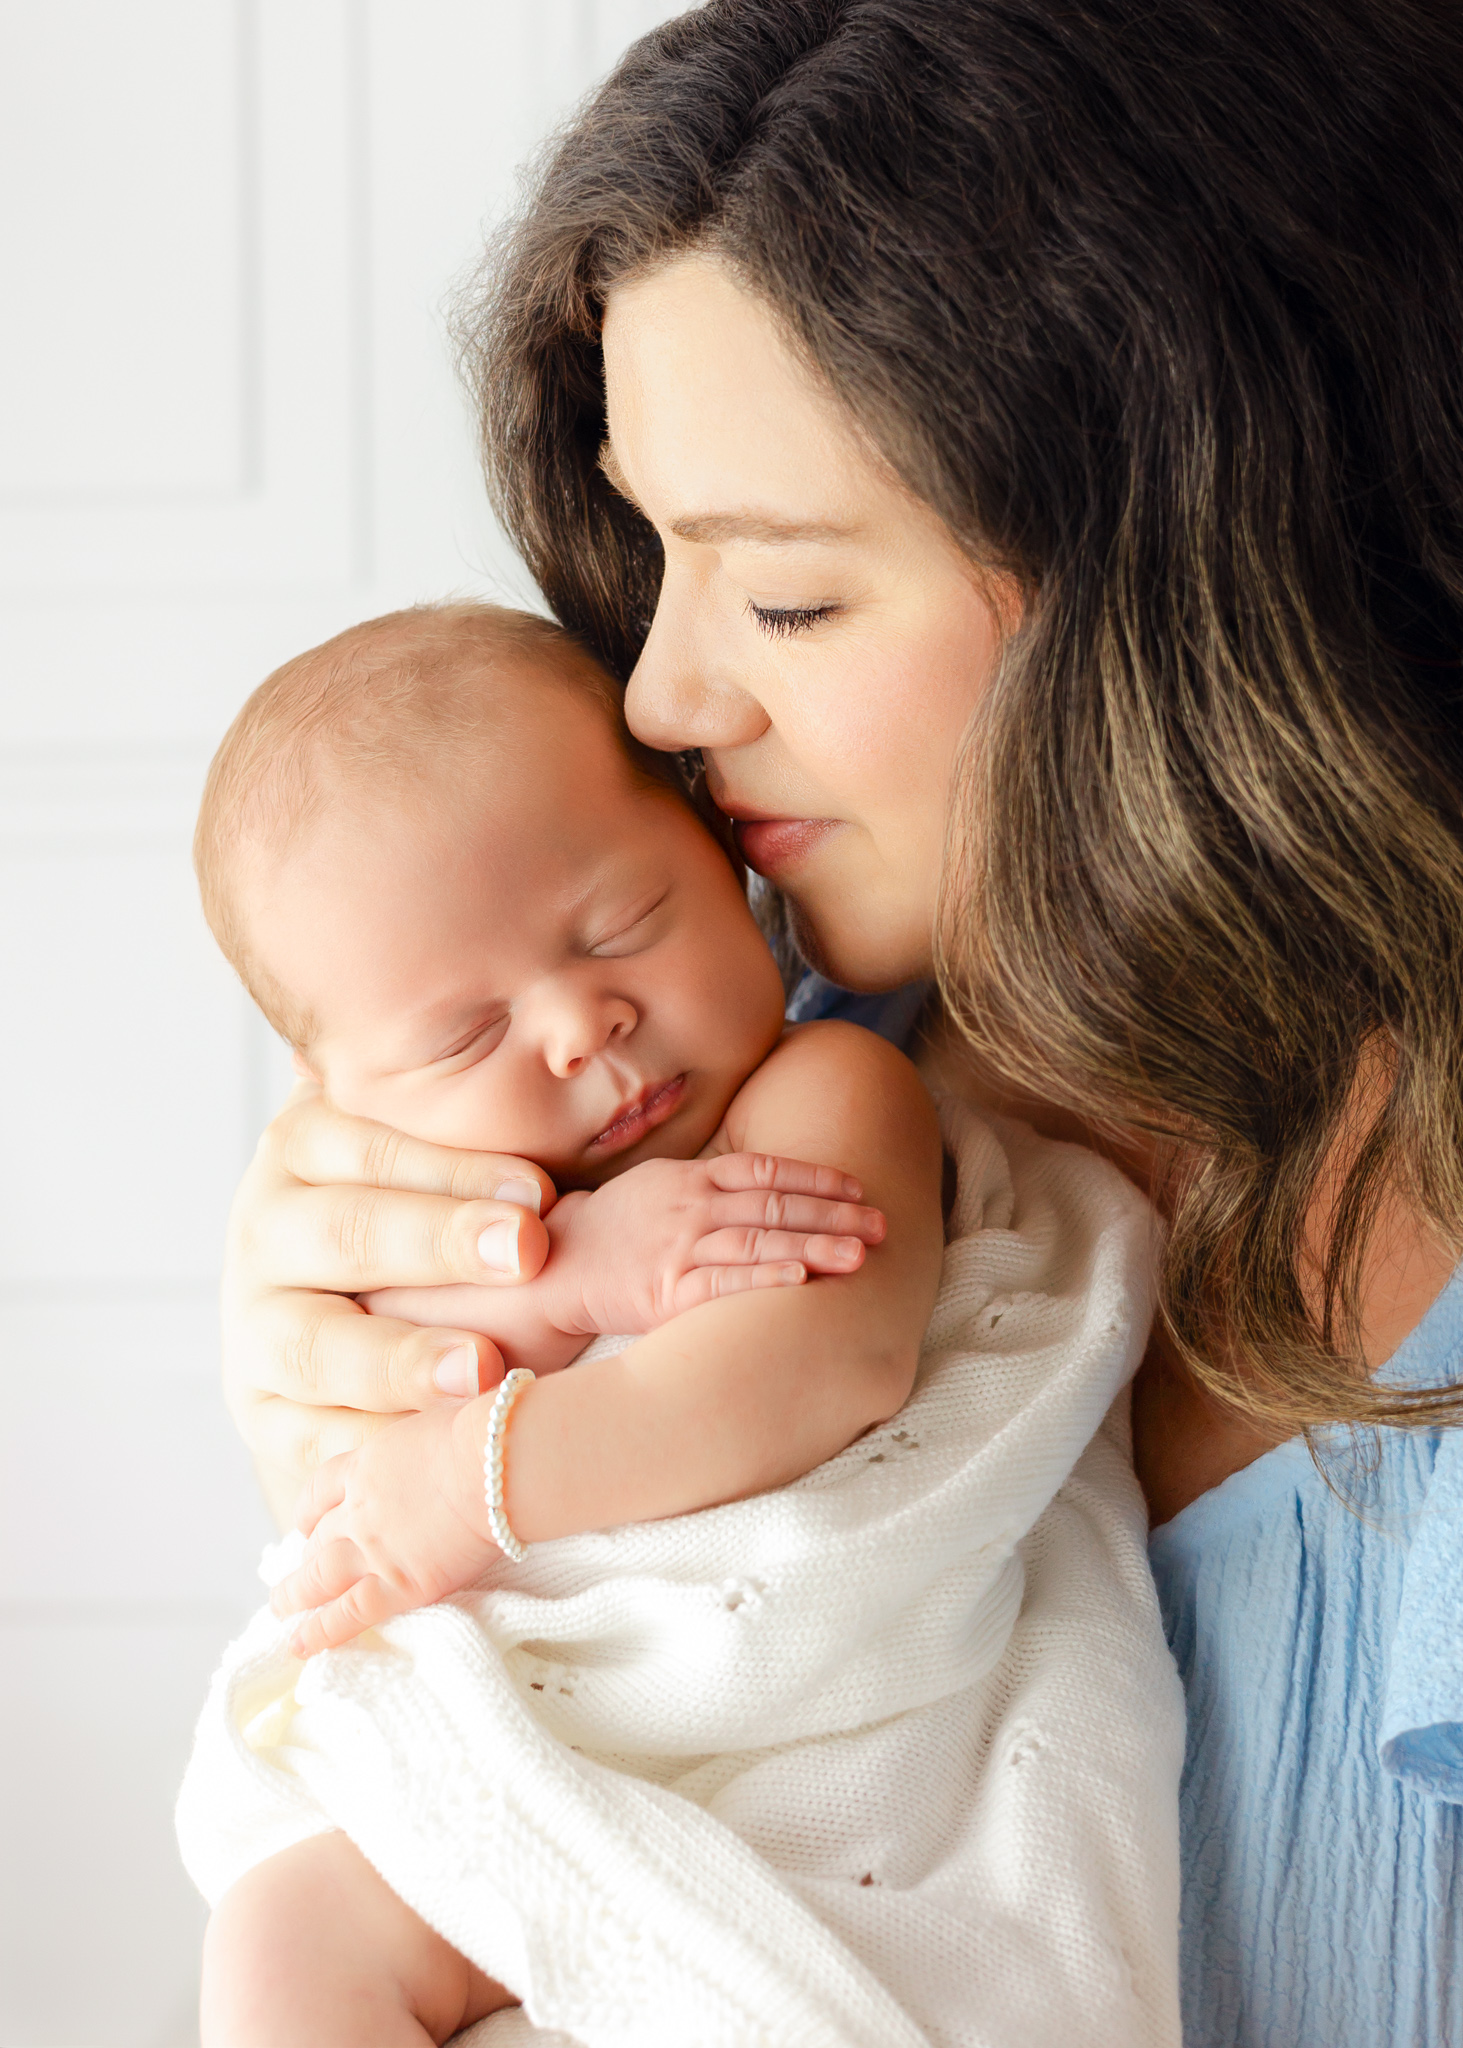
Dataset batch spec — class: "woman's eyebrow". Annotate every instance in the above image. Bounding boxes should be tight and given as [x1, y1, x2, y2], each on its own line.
[668, 510, 855, 547]
[598, 442, 855, 546]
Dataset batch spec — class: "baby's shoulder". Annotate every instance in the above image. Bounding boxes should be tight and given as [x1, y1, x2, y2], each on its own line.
[707, 1018, 929, 1157]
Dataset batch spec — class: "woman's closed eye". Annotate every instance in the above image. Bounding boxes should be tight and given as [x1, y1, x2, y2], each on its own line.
[745, 599, 841, 638]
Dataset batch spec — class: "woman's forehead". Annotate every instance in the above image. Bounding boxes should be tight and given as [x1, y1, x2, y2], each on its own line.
[602, 257, 876, 527]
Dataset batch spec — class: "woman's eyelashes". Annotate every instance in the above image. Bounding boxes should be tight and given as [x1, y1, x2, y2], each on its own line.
[745, 599, 841, 638]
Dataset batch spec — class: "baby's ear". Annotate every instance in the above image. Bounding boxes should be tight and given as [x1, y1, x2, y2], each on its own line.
[291, 1047, 320, 1083]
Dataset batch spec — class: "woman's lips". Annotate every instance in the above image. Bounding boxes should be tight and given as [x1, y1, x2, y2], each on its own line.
[587, 1073, 688, 1156]
[731, 817, 841, 878]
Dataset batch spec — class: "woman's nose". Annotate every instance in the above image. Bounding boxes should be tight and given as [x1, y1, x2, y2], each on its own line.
[543, 992, 638, 1080]
[625, 563, 769, 753]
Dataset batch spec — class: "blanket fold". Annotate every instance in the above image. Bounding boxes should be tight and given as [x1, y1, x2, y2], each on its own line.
[177, 1099, 1184, 2047]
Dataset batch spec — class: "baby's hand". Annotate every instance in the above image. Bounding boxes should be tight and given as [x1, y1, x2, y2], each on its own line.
[270, 1399, 494, 1656]
[362, 1153, 885, 1356]
[554, 1152, 886, 1335]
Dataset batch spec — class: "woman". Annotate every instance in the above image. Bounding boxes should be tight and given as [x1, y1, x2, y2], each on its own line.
[221, 2, 1463, 2041]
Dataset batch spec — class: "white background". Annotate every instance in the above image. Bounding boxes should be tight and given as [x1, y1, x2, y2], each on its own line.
[0, 5, 683, 2040]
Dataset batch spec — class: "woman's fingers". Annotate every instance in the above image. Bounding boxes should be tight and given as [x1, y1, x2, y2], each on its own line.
[232, 1291, 505, 1414]
[238, 1181, 551, 1294]
[692, 1226, 868, 1272]
[266, 1087, 557, 1211]
[230, 1395, 396, 1492]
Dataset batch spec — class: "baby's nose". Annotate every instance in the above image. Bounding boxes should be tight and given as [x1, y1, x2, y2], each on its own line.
[550, 994, 637, 1077]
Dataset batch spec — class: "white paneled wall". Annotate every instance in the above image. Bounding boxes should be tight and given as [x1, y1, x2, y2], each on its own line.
[0, 6, 683, 2041]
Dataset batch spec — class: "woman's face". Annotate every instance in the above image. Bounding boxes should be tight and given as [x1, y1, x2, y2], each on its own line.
[602, 255, 1013, 992]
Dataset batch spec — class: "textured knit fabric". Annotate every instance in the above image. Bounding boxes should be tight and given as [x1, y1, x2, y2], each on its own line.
[1148, 1266, 1463, 2048]
[177, 1099, 1184, 2048]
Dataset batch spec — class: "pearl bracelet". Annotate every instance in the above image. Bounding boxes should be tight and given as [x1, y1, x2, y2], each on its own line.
[483, 1367, 535, 1563]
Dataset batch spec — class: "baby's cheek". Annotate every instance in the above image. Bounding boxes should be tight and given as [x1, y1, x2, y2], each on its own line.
[367, 1066, 556, 1163]
[674, 925, 784, 1080]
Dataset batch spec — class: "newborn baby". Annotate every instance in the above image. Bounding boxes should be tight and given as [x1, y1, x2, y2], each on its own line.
[190, 600, 946, 2042]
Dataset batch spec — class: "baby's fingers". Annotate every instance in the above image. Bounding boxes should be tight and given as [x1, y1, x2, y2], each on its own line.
[673, 1262, 807, 1312]
[287, 1576, 400, 1659]
[271, 1536, 365, 1618]
[292, 1452, 352, 1537]
[692, 1224, 870, 1272]
[701, 1190, 886, 1246]
[706, 1153, 864, 1203]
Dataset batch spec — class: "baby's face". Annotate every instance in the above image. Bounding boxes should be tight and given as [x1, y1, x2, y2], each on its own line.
[247, 685, 787, 1187]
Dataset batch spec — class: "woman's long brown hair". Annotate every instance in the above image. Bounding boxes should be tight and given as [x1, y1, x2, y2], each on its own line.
[458, 0, 1463, 1435]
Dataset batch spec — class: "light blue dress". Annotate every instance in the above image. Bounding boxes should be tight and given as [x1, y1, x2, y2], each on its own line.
[798, 971, 1463, 2046]
[1149, 1269, 1463, 2048]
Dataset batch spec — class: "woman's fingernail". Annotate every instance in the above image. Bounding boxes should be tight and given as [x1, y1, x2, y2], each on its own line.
[837, 1237, 863, 1259]
[477, 1219, 520, 1274]
[494, 1177, 542, 1215]
[434, 1345, 479, 1397]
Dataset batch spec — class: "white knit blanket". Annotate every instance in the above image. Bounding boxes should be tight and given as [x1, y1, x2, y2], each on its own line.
[177, 1100, 1183, 2047]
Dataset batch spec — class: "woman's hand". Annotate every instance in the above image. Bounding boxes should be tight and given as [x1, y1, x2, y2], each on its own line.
[223, 1082, 555, 1525]
[269, 1396, 498, 1657]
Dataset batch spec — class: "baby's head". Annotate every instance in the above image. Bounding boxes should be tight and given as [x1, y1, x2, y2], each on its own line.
[196, 603, 786, 1187]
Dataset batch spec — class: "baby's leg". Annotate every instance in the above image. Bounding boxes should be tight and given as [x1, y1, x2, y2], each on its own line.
[201, 1829, 513, 2047]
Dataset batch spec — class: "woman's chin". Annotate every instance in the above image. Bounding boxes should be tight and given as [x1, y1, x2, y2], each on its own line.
[783, 893, 934, 994]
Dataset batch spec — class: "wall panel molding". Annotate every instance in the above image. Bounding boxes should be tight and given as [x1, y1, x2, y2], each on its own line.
[0, 0, 369, 593]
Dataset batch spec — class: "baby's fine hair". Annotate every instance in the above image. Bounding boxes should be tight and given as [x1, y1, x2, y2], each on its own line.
[194, 601, 625, 1047]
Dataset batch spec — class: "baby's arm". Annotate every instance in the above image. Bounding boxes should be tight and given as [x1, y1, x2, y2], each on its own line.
[274, 1024, 944, 1651]
[359, 1148, 889, 1377]
[497, 1023, 944, 1532]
